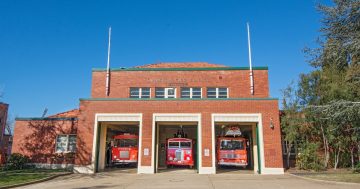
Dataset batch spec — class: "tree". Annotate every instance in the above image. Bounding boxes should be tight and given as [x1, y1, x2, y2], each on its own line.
[282, 0, 360, 170]
[281, 82, 303, 169]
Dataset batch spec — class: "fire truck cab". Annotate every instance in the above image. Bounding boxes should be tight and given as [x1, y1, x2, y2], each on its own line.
[217, 126, 248, 168]
[111, 133, 138, 166]
[166, 137, 194, 168]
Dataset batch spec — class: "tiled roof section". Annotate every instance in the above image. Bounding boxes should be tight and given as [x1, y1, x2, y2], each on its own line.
[135, 62, 228, 68]
[48, 109, 79, 118]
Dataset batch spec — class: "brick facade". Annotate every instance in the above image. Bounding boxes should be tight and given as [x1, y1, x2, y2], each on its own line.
[12, 62, 284, 174]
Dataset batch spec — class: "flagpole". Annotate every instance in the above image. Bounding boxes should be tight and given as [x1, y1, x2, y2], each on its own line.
[106, 27, 111, 96]
[247, 22, 254, 95]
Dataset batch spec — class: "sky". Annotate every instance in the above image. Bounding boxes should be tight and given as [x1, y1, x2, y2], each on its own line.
[0, 0, 332, 119]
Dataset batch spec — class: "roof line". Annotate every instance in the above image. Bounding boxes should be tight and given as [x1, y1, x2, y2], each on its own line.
[92, 66, 268, 72]
[79, 97, 278, 101]
[15, 117, 78, 121]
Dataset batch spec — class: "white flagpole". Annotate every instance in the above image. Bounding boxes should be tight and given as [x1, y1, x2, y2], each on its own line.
[106, 27, 111, 96]
[247, 22, 254, 95]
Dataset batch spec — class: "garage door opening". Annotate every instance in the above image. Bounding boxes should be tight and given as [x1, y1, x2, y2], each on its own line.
[214, 123, 256, 174]
[95, 121, 139, 174]
[155, 122, 198, 173]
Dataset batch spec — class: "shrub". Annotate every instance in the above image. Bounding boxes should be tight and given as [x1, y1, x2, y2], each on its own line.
[296, 142, 324, 171]
[5, 153, 30, 170]
[353, 162, 360, 173]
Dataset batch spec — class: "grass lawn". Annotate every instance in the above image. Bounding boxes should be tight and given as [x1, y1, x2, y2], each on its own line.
[302, 173, 360, 183]
[0, 169, 71, 187]
[0, 173, 49, 187]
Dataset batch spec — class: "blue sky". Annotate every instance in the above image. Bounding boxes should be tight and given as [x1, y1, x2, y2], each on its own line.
[0, 0, 331, 118]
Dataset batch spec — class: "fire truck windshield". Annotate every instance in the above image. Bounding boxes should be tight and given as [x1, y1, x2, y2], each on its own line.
[220, 140, 244, 150]
[180, 142, 191, 148]
[115, 139, 138, 147]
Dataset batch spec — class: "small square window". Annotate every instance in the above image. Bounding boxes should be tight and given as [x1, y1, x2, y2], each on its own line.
[56, 135, 77, 153]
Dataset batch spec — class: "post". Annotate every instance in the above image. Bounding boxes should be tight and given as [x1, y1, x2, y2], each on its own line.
[247, 23, 254, 95]
[105, 27, 112, 96]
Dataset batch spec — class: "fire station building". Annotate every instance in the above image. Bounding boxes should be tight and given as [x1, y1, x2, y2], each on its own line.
[12, 62, 284, 175]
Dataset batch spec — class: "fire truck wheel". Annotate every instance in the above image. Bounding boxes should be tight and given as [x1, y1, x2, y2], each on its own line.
[189, 165, 193, 169]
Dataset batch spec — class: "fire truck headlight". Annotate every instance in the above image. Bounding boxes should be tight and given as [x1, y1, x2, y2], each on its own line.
[169, 157, 173, 160]
[114, 155, 117, 158]
[186, 157, 190, 160]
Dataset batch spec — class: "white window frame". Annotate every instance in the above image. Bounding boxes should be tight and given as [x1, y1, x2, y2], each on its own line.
[181, 87, 202, 98]
[130, 87, 151, 98]
[165, 87, 176, 98]
[156, 87, 176, 98]
[55, 134, 77, 153]
[207, 87, 228, 98]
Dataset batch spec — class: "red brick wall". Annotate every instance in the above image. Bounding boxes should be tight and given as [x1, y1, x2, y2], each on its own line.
[91, 70, 269, 98]
[12, 119, 77, 164]
[77, 100, 283, 169]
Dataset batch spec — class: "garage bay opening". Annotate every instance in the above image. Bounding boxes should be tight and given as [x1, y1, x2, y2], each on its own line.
[214, 123, 256, 174]
[155, 122, 198, 173]
[96, 121, 140, 173]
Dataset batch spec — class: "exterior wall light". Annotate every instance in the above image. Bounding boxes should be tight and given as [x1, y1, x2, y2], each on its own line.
[270, 118, 274, 129]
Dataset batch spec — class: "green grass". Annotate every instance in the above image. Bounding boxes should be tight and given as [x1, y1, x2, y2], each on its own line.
[0, 168, 71, 187]
[303, 173, 360, 183]
[1, 168, 69, 173]
[0, 173, 49, 187]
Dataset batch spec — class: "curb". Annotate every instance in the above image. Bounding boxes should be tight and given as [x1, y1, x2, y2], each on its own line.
[288, 173, 360, 186]
[0, 172, 72, 189]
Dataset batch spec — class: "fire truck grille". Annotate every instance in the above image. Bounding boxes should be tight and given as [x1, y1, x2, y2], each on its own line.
[120, 151, 129, 159]
[175, 151, 182, 161]
[221, 153, 236, 159]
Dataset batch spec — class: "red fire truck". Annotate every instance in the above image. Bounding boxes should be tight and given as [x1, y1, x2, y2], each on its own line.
[111, 133, 138, 166]
[217, 126, 248, 168]
[166, 136, 194, 168]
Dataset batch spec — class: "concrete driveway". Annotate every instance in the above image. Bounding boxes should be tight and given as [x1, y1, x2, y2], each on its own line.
[18, 172, 359, 189]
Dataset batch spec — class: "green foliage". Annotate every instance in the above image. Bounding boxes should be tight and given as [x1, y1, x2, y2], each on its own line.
[354, 162, 360, 173]
[296, 142, 324, 171]
[5, 153, 30, 170]
[282, 0, 360, 171]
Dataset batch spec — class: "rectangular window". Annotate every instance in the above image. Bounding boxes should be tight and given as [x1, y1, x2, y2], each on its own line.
[56, 135, 77, 153]
[180, 142, 192, 148]
[181, 87, 202, 98]
[130, 87, 151, 98]
[155, 87, 176, 98]
[207, 87, 228, 98]
[168, 142, 179, 148]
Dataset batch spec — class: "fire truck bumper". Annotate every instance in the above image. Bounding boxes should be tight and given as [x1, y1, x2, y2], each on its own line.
[218, 162, 248, 167]
[112, 160, 137, 164]
[167, 161, 194, 166]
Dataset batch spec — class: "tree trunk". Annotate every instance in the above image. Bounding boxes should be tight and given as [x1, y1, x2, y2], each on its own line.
[320, 124, 329, 168]
[334, 147, 341, 170]
[350, 147, 354, 169]
[286, 143, 293, 169]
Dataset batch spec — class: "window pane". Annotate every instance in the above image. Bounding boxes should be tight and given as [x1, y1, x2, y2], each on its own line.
[207, 88, 217, 98]
[218, 88, 228, 98]
[68, 135, 77, 152]
[180, 142, 191, 148]
[181, 88, 190, 98]
[56, 135, 67, 152]
[141, 87, 150, 98]
[168, 142, 179, 148]
[207, 88, 216, 92]
[155, 88, 165, 98]
[130, 88, 140, 98]
[192, 88, 201, 98]
[166, 88, 175, 98]
[218, 88, 227, 93]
